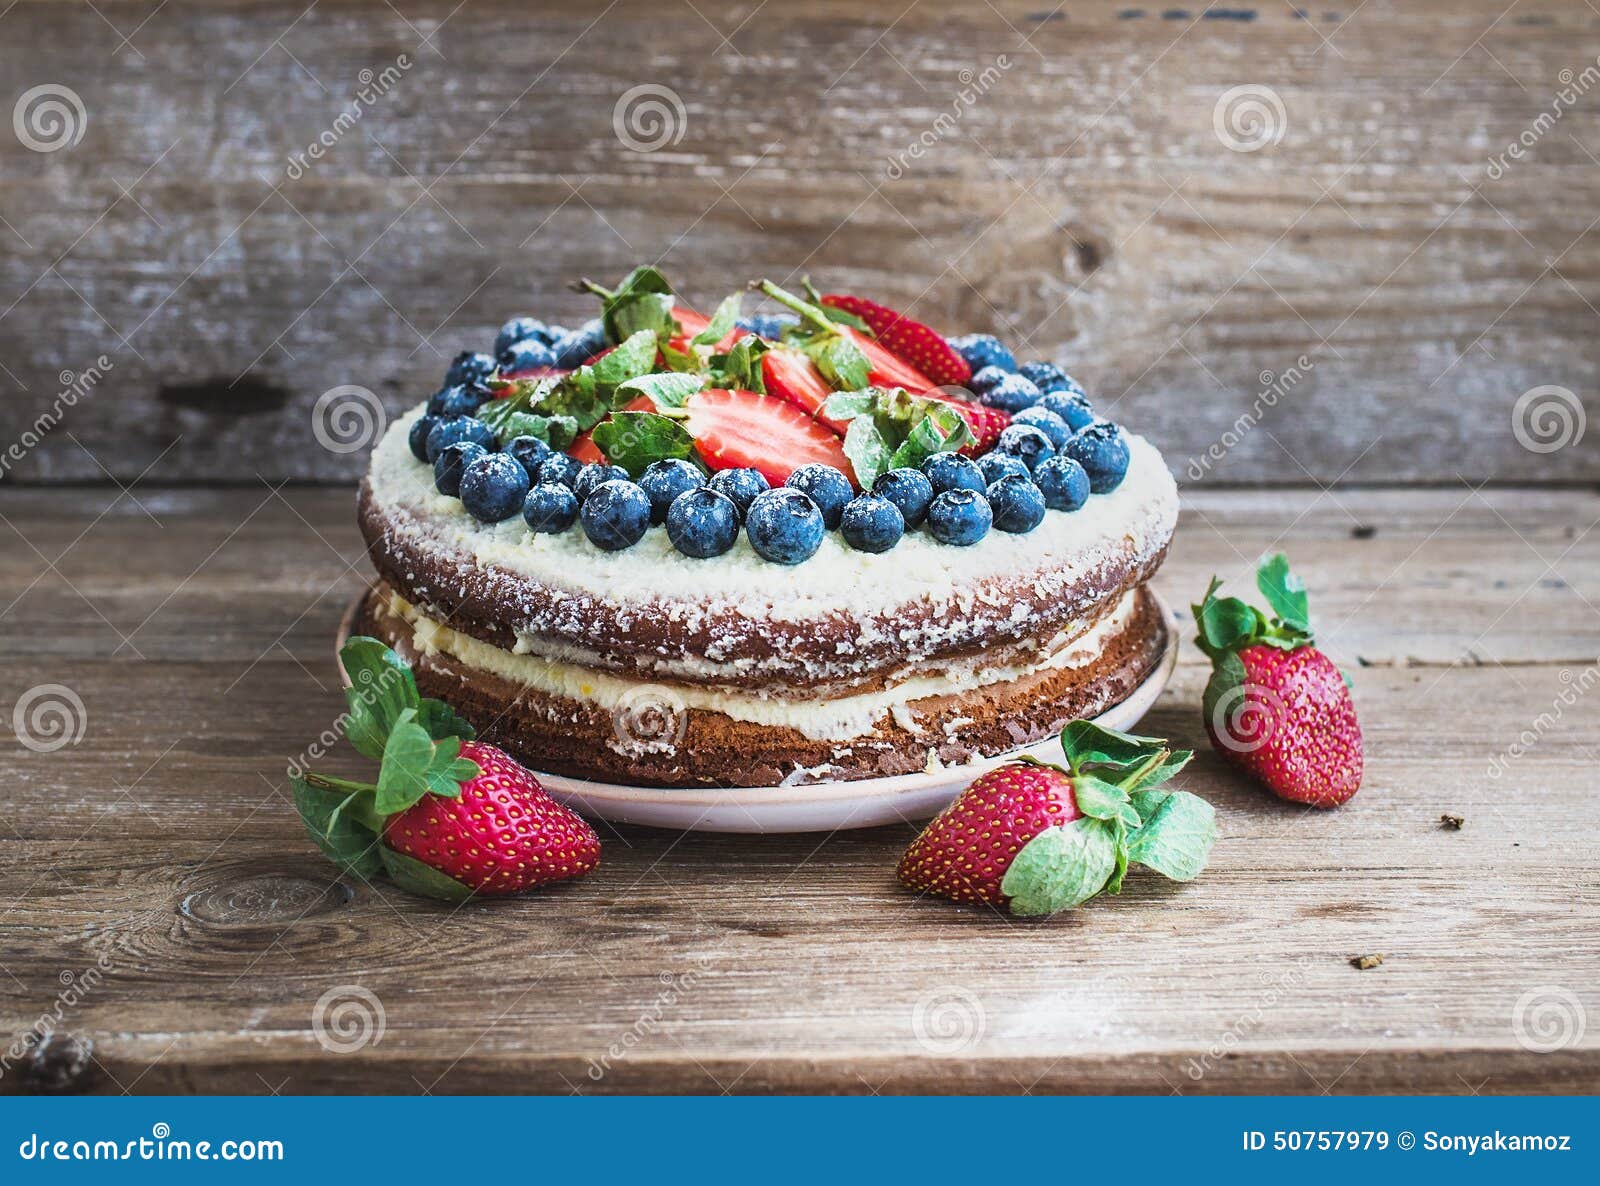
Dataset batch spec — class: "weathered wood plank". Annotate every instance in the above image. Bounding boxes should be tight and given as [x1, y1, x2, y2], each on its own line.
[0, 2, 1596, 483]
[0, 485, 1596, 1092]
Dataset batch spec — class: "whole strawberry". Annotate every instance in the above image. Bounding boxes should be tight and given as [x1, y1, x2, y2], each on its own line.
[899, 723, 1216, 917]
[290, 637, 600, 900]
[1193, 554, 1363, 807]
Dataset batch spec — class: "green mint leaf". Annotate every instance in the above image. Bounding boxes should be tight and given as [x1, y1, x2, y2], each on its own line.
[842, 416, 894, 491]
[591, 411, 697, 477]
[1256, 552, 1310, 631]
[590, 330, 660, 392]
[495, 411, 579, 450]
[1127, 790, 1217, 882]
[374, 709, 477, 815]
[1058, 720, 1166, 775]
[1000, 818, 1120, 917]
[615, 372, 704, 411]
[691, 293, 741, 347]
[712, 336, 769, 391]
[379, 846, 476, 903]
[416, 696, 475, 744]
[291, 775, 383, 878]
[814, 335, 870, 390]
[339, 636, 421, 760]
[822, 390, 878, 421]
[606, 292, 677, 345]
[1071, 774, 1141, 828]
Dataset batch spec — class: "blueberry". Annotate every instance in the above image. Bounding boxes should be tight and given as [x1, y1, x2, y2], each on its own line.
[505, 435, 552, 481]
[986, 474, 1047, 534]
[968, 365, 1011, 397]
[409, 414, 441, 462]
[497, 337, 558, 376]
[1018, 361, 1083, 397]
[925, 488, 992, 546]
[553, 318, 609, 369]
[522, 483, 579, 533]
[433, 441, 487, 497]
[785, 463, 853, 530]
[459, 452, 531, 523]
[665, 488, 740, 558]
[639, 458, 704, 524]
[995, 423, 1056, 471]
[495, 316, 553, 357]
[1033, 456, 1091, 511]
[734, 313, 799, 339]
[745, 488, 825, 565]
[871, 468, 934, 528]
[1040, 390, 1096, 431]
[948, 333, 1017, 375]
[1010, 406, 1073, 450]
[574, 462, 629, 503]
[920, 452, 986, 495]
[534, 452, 584, 490]
[425, 416, 497, 463]
[707, 467, 770, 516]
[980, 373, 1043, 413]
[446, 351, 495, 387]
[977, 452, 1030, 486]
[579, 480, 652, 551]
[1060, 422, 1130, 493]
[429, 383, 491, 419]
[839, 495, 905, 553]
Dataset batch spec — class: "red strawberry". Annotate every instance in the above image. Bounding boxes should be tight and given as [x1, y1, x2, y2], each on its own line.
[1194, 554, 1363, 808]
[685, 387, 856, 487]
[821, 293, 972, 387]
[292, 641, 602, 901]
[847, 325, 937, 391]
[383, 741, 600, 895]
[762, 348, 849, 433]
[921, 390, 1010, 455]
[899, 724, 1214, 916]
[899, 763, 1082, 907]
[567, 432, 606, 465]
[754, 279, 937, 394]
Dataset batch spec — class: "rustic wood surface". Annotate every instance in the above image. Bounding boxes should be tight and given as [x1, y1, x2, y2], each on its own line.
[0, 484, 1595, 1094]
[1, 1, 1597, 484]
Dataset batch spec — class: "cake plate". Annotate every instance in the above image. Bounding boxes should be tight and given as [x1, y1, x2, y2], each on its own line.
[336, 588, 1179, 834]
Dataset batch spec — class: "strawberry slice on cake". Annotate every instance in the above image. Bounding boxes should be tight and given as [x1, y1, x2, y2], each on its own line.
[686, 387, 856, 488]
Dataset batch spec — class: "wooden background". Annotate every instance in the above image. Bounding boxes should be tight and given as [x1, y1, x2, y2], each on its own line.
[0, 0, 1596, 484]
[1, 1, 1598, 1095]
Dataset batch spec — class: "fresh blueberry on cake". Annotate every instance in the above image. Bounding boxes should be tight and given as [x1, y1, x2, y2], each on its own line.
[353, 266, 1178, 788]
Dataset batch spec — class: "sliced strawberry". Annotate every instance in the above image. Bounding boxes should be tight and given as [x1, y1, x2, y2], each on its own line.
[686, 388, 856, 488]
[922, 391, 1010, 455]
[567, 432, 606, 464]
[844, 325, 937, 392]
[671, 305, 710, 337]
[822, 293, 972, 387]
[762, 349, 849, 434]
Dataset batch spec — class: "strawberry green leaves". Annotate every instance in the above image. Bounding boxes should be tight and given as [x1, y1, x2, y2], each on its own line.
[990, 722, 1214, 918]
[374, 708, 480, 815]
[339, 636, 474, 761]
[1193, 553, 1314, 660]
[1256, 552, 1309, 633]
[580, 265, 676, 346]
[823, 387, 976, 489]
[613, 371, 704, 410]
[291, 774, 384, 878]
[754, 279, 871, 391]
[480, 330, 660, 442]
[592, 411, 698, 477]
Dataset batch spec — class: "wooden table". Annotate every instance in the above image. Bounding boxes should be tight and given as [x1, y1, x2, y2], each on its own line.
[2, 484, 1595, 1093]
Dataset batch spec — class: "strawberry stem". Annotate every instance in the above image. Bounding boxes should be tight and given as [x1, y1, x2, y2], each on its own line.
[752, 279, 836, 333]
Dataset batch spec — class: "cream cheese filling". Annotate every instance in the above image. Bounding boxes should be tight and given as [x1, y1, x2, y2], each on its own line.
[385, 588, 1141, 742]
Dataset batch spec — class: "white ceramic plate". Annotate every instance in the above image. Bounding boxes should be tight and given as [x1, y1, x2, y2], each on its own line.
[337, 588, 1178, 834]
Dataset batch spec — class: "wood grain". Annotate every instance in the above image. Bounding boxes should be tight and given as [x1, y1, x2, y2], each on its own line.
[0, 486, 1595, 1093]
[0, 1, 1597, 483]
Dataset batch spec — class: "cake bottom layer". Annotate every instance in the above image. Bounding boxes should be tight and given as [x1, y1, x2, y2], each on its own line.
[354, 585, 1169, 789]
